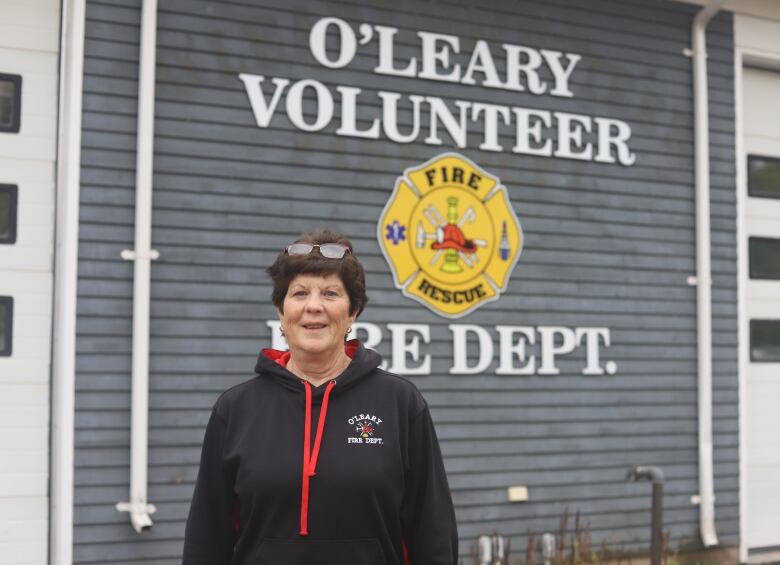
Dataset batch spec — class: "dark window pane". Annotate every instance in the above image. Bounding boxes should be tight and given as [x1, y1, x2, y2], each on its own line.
[749, 237, 780, 280]
[749, 155, 780, 199]
[0, 191, 8, 236]
[0, 184, 17, 243]
[751, 320, 780, 362]
[0, 74, 21, 132]
[0, 92, 11, 126]
[0, 297, 12, 357]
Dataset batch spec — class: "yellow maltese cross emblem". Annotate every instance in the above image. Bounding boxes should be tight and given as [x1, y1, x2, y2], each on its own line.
[378, 153, 523, 318]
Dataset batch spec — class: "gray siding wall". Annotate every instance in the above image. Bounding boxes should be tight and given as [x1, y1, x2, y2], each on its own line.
[74, 0, 738, 562]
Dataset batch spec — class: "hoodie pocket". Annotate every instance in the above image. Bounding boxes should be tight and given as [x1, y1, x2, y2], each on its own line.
[254, 537, 386, 565]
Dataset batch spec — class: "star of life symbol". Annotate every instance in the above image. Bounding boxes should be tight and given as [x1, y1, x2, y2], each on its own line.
[377, 153, 523, 318]
[385, 220, 406, 245]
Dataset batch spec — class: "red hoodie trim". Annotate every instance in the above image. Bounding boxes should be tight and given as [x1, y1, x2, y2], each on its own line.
[264, 348, 291, 367]
[231, 495, 240, 532]
[343, 339, 359, 359]
[261, 339, 359, 367]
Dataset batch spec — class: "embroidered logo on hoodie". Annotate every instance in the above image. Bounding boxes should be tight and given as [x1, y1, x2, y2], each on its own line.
[347, 414, 384, 445]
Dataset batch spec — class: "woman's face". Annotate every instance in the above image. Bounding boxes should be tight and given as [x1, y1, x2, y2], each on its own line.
[279, 274, 356, 359]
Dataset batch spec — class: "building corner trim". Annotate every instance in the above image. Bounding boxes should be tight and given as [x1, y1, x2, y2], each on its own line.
[51, 0, 87, 563]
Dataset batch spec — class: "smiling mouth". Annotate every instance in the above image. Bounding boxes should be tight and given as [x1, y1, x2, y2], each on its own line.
[302, 324, 327, 330]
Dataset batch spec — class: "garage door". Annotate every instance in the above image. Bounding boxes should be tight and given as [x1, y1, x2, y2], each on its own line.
[0, 1, 59, 562]
[743, 66, 780, 554]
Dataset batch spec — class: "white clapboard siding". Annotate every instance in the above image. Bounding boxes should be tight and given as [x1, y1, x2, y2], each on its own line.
[0, 0, 60, 53]
[0, 0, 60, 563]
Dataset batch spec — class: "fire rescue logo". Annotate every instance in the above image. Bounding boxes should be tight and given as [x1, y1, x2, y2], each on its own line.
[378, 153, 523, 318]
[347, 414, 384, 445]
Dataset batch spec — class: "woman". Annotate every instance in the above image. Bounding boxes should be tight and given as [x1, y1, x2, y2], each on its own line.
[182, 229, 458, 565]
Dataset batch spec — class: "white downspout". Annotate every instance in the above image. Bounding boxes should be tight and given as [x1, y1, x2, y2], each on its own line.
[690, 0, 726, 548]
[51, 0, 87, 562]
[115, 0, 159, 533]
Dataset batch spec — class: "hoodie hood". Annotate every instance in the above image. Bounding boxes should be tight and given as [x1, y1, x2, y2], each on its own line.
[254, 339, 382, 397]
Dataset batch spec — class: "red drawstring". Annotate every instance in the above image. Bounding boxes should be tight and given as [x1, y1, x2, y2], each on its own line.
[299, 380, 335, 536]
[308, 381, 334, 475]
[299, 381, 313, 535]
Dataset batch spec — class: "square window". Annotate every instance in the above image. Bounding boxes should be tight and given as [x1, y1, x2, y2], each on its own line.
[750, 320, 780, 363]
[0, 184, 18, 244]
[748, 155, 780, 200]
[0, 73, 22, 133]
[749, 237, 780, 280]
[0, 297, 12, 356]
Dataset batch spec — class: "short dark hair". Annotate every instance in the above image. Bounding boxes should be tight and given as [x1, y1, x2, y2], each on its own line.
[266, 229, 368, 317]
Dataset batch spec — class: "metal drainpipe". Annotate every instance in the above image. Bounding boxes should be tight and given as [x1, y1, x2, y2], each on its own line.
[689, 0, 726, 548]
[115, 0, 160, 533]
[627, 465, 665, 565]
[51, 0, 87, 562]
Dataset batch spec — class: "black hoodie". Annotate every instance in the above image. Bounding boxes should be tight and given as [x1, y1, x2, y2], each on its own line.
[182, 341, 458, 565]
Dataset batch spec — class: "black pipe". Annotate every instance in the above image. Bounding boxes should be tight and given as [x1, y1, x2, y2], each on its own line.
[626, 465, 664, 565]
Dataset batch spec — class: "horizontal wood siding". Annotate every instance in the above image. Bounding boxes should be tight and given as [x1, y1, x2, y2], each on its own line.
[74, 0, 738, 562]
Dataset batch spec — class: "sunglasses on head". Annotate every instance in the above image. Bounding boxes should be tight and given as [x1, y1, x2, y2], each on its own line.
[284, 243, 352, 259]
